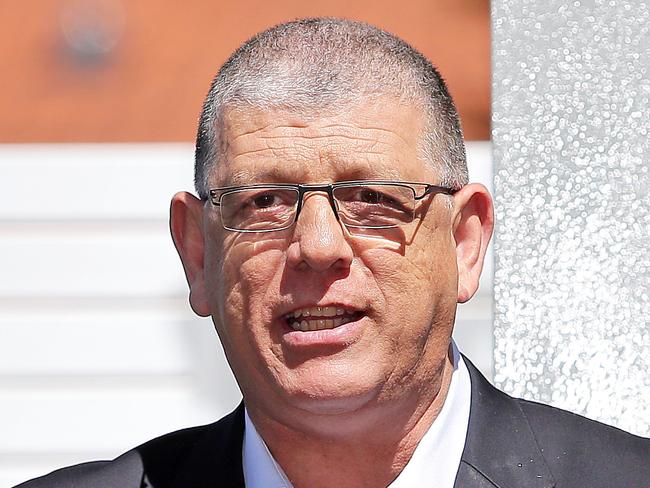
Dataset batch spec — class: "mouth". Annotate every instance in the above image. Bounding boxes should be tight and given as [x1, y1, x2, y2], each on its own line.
[283, 305, 363, 332]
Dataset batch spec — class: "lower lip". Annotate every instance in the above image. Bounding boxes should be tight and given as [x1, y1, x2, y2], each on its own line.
[281, 315, 366, 348]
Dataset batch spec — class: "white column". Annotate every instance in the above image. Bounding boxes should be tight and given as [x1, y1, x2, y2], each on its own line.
[492, 0, 649, 436]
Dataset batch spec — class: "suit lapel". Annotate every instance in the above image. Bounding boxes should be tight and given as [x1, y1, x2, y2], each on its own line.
[454, 358, 555, 488]
[454, 461, 500, 487]
[169, 403, 246, 488]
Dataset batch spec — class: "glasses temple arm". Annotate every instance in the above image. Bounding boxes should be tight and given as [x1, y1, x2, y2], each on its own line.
[414, 185, 457, 200]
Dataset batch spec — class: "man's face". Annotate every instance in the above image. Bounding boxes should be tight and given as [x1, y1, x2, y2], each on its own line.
[197, 97, 461, 422]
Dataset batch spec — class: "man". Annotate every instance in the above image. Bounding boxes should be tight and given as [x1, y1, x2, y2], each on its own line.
[18, 17, 649, 488]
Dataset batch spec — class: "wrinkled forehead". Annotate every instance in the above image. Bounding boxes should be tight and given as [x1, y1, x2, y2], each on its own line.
[209, 98, 435, 187]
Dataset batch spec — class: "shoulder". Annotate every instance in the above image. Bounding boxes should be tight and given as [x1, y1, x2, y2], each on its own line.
[13, 450, 144, 488]
[14, 407, 244, 488]
[461, 356, 650, 487]
[516, 397, 650, 484]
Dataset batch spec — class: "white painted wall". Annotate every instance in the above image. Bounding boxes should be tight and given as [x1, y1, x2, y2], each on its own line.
[0, 142, 493, 486]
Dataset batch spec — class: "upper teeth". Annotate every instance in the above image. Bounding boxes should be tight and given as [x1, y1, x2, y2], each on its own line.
[289, 306, 353, 318]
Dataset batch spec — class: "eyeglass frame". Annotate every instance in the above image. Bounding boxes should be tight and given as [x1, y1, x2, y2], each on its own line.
[207, 180, 458, 233]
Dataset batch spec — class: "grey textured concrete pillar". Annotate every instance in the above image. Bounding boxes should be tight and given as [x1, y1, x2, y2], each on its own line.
[492, 0, 649, 436]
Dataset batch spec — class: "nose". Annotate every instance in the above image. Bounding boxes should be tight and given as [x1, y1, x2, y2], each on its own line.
[286, 193, 353, 272]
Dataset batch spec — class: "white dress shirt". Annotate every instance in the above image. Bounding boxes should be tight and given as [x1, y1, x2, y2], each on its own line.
[242, 341, 471, 488]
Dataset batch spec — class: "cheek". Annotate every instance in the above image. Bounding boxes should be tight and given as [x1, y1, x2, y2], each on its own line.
[365, 239, 454, 296]
[410, 225, 458, 288]
[210, 245, 287, 371]
[359, 232, 458, 334]
[218, 243, 286, 322]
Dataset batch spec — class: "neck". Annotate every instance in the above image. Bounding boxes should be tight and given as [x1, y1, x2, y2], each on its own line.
[246, 351, 456, 488]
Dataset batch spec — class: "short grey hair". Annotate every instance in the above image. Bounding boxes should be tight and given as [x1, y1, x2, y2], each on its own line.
[194, 18, 468, 199]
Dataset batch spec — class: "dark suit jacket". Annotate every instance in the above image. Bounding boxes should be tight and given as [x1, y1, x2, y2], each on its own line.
[16, 358, 650, 487]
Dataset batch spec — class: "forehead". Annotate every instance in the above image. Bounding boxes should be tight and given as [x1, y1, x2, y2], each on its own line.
[212, 97, 433, 186]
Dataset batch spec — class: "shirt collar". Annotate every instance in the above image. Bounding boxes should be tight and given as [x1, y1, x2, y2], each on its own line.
[243, 409, 292, 488]
[242, 341, 471, 488]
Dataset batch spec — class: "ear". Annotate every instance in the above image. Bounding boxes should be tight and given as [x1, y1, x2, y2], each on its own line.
[451, 183, 494, 303]
[170, 192, 211, 317]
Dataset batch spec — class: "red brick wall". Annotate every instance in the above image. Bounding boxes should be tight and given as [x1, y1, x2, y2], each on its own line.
[0, 0, 489, 142]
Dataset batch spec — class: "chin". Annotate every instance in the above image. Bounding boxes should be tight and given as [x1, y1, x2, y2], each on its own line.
[277, 374, 382, 416]
[292, 393, 373, 415]
[272, 386, 394, 439]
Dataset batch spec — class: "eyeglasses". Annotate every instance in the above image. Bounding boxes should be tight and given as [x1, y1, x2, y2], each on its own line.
[208, 180, 457, 233]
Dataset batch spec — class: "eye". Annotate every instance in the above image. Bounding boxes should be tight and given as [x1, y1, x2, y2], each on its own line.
[359, 189, 382, 204]
[252, 192, 278, 209]
[356, 188, 400, 207]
